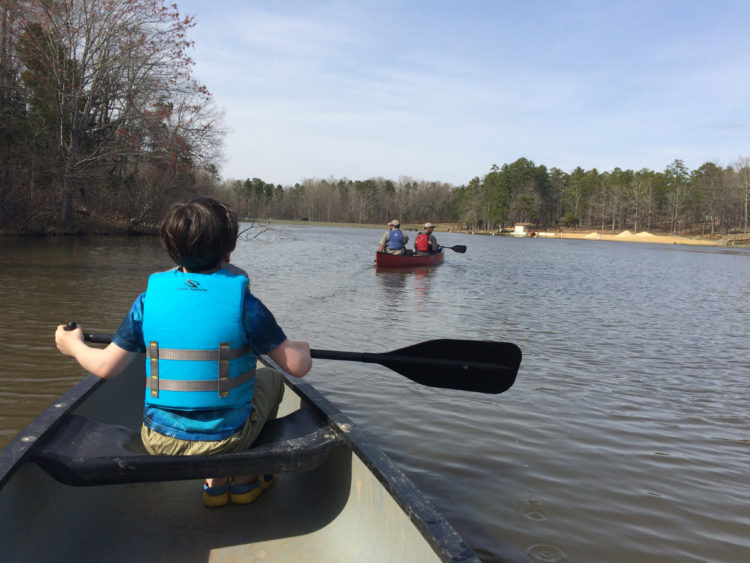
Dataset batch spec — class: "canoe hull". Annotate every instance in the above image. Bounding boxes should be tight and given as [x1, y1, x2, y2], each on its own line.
[375, 251, 444, 267]
[0, 357, 477, 561]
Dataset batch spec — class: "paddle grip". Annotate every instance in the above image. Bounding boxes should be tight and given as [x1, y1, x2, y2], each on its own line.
[64, 321, 112, 344]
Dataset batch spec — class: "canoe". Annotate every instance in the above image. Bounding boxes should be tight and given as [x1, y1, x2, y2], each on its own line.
[375, 251, 445, 268]
[0, 356, 479, 561]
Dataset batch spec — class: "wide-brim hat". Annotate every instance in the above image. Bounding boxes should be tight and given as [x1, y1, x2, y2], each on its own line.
[388, 219, 401, 227]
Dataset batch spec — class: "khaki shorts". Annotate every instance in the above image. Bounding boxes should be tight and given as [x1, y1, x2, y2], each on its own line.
[141, 367, 284, 456]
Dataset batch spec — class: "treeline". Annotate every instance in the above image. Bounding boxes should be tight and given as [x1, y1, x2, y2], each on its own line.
[2, 2, 748, 237]
[218, 176, 455, 227]
[222, 156, 750, 235]
[0, 0, 222, 234]
[454, 158, 750, 235]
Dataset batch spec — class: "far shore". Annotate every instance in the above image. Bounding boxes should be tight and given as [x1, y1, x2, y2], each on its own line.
[11, 218, 743, 248]
[264, 219, 750, 248]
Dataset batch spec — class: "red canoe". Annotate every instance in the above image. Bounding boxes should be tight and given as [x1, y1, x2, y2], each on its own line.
[375, 251, 445, 268]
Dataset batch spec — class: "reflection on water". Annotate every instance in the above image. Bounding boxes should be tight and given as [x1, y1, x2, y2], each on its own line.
[375, 266, 435, 313]
[2, 227, 750, 561]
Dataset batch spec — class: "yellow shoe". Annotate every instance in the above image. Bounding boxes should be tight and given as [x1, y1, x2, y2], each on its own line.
[230, 475, 274, 505]
[202, 480, 230, 507]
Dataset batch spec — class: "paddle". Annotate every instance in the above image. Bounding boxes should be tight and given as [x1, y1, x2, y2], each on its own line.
[312, 340, 520, 394]
[66, 323, 520, 394]
[439, 245, 466, 253]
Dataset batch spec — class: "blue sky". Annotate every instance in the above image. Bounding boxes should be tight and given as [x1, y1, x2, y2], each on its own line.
[177, 0, 750, 186]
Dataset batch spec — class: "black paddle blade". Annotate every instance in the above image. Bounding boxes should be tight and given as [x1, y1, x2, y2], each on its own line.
[382, 339, 520, 394]
[446, 245, 467, 253]
[312, 340, 521, 394]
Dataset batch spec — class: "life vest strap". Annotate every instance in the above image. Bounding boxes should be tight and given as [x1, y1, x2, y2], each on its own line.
[219, 343, 230, 398]
[149, 341, 159, 398]
[146, 342, 252, 362]
[145, 367, 256, 393]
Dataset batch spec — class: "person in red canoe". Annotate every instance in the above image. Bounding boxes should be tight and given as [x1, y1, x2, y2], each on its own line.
[414, 222, 441, 255]
[378, 219, 409, 255]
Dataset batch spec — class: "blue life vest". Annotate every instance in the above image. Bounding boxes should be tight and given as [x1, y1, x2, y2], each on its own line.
[142, 269, 256, 410]
[387, 229, 404, 250]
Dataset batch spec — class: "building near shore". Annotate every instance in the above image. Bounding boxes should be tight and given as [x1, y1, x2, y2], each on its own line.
[513, 223, 533, 236]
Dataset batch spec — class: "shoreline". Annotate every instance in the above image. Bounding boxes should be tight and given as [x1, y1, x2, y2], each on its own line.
[5, 217, 748, 248]
[268, 220, 749, 248]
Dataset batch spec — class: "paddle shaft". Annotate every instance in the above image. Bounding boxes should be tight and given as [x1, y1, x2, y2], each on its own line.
[312, 349, 502, 371]
[82, 332, 112, 344]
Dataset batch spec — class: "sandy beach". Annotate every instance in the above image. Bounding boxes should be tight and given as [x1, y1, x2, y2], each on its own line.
[549, 230, 719, 246]
[438, 227, 730, 247]
[450, 227, 746, 247]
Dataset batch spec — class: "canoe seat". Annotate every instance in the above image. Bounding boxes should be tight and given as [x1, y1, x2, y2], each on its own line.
[31, 407, 344, 486]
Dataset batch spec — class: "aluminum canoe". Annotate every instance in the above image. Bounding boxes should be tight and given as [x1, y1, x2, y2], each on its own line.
[0, 357, 478, 561]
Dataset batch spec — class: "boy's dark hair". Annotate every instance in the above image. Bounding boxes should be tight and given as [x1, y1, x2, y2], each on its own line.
[160, 197, 239, 272]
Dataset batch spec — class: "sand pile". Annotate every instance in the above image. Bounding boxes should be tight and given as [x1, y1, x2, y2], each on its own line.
[555, 229, 718, 246]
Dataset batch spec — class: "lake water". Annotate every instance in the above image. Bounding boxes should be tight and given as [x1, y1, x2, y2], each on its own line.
[1, 225, 749, 561]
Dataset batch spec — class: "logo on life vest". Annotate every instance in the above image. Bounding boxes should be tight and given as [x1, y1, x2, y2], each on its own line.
[179, 279, 207, 291]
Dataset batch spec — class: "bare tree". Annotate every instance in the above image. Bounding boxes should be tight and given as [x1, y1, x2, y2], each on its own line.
[626, 169, 653, 233]
[18, 0, 217, 229]
[692, 162, 726, 235]
[732, 157, 750, 234]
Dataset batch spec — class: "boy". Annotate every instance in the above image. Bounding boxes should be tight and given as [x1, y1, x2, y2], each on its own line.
[55, 197, 311, 507]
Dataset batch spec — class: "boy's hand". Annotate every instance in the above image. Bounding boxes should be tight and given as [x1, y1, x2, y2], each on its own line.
[55, 324, 84, 357]
[54, 324, 135, 379]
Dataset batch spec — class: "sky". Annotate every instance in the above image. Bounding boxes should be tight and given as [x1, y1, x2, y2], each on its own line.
[176, 0, 750, 186]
